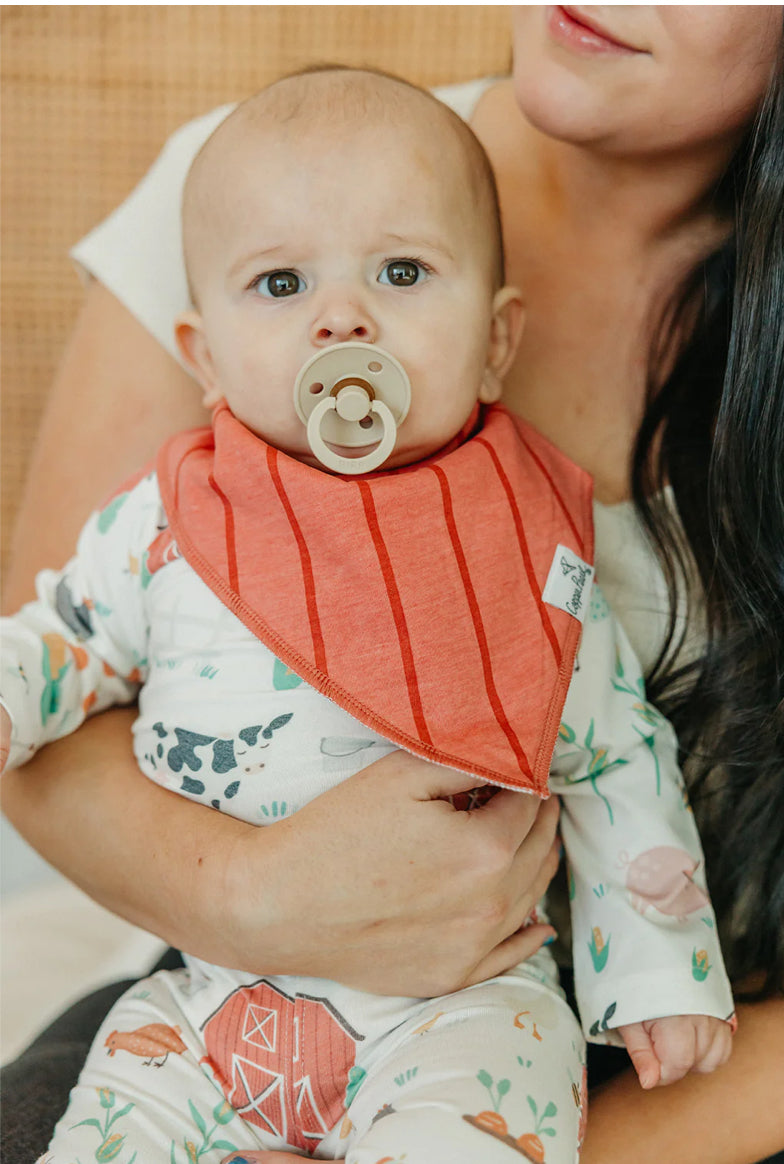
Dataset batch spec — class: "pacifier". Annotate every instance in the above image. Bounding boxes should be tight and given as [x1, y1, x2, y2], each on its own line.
[293, 342, 411, 474]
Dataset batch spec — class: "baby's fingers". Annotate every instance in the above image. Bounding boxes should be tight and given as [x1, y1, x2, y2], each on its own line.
[694, 1018, 733, 1074]
[649, 1015, 701, 1085]
[619, 1022, 661, 1090]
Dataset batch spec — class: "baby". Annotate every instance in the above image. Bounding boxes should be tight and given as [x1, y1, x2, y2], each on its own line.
[2, 68, 733, 1164]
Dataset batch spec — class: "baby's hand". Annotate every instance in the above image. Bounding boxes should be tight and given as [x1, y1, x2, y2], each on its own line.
[619, 1014, 732, 1089]
[0, 705, 11, 773]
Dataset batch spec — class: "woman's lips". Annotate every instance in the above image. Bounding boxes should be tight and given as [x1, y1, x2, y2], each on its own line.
[547, 6, 644, 55]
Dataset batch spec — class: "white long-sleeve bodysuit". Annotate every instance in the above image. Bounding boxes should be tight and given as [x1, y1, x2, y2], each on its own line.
[3, 461, 732, 1164]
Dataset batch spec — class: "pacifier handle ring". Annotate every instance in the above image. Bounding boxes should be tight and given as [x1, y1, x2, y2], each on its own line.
[307, 396, 398, 475]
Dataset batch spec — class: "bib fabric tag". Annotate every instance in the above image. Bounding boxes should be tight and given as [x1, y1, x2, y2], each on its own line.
[543, 544, 594, 623]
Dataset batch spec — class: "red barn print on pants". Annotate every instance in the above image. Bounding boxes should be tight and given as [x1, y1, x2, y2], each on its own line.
[201, 980, 363, 1154]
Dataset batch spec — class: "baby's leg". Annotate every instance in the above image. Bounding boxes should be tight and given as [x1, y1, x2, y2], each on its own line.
[38, 968, 263, 1163]
[326, 964, 587, 1164]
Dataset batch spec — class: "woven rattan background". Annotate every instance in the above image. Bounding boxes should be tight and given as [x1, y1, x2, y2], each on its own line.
[0, 4, 511, 580]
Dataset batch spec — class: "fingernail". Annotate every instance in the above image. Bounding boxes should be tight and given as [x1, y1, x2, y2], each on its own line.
[543, 933, 558, 946]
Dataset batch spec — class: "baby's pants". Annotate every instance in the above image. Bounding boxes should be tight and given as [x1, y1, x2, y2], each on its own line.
[41, 957, 586, 1163]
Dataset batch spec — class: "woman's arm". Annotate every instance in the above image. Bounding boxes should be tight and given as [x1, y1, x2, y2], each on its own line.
[0, 708, 560, 994]
[3, 280, 207, 612]
[582, 996, 784, 1164]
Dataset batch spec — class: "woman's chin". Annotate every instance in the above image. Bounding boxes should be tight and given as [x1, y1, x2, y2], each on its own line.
[513, 66, 619, 147]
[511, 25, 646, 151]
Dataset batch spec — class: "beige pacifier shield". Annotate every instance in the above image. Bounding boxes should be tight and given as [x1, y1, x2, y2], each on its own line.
[293, 342, 411, 448]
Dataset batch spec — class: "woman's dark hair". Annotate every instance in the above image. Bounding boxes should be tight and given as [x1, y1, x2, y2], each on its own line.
[632, 26, 784, 997]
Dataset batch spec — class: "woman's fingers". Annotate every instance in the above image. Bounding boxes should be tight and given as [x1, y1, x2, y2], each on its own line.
[222, 1154, 308, 1163]
[0, 705, 11, 773]
[231, 751, 563, 996]
[463, 922, 556, 986]
[508, 832, 561, 925]
[482, 793, 560, 934]
[459, 796, 561, 984]
[405, 759, 493, 802]
[472, 784, 558, 849]
[516, 801, 561, 889]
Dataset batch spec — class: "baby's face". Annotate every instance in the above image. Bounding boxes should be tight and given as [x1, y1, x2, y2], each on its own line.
[178, 115, 520, 470]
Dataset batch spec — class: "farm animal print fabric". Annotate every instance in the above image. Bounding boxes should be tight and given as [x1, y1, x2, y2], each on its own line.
[39, 954, 588, 1162]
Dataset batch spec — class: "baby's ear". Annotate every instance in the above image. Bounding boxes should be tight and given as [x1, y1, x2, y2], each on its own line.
[480, 286, 525, 404]
[174, 311, 222, 408]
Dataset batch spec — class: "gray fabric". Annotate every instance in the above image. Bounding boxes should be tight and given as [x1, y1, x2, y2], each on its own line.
[0, 949, 183, 1163]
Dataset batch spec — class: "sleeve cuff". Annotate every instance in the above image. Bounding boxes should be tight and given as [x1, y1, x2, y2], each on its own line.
[577, 967, 735, 1045]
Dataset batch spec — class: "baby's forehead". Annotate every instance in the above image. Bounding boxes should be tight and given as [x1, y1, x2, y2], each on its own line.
[196, 72, 470, 185]
[228, 110, 437, 164]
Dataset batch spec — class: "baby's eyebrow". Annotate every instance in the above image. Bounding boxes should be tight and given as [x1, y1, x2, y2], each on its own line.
[380, 231, 456, 261]
[228, 245, 290, 278]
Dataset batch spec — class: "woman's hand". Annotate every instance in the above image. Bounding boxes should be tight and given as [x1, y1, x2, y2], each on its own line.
[0, 705, 11, 773]
[222, 1154, 298, 1163]
[2, 713, 559, 995]
[223, 748, 560, 996]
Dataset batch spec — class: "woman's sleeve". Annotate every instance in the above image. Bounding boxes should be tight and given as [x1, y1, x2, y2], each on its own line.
[431, 77, 497, 121]
[69, 104, 236, 362]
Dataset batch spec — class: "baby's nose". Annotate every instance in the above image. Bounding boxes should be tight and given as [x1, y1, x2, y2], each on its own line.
[310, 296, 377, 347]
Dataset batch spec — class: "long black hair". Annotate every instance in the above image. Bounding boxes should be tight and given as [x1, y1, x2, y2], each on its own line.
[633, 28, 784, 996]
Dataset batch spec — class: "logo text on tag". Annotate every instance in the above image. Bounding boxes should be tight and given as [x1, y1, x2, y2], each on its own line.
[542, 544, 594, 623]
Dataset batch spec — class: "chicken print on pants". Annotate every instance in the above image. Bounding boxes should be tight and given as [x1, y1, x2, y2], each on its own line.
[623, 847, 709, 919]
[201, 980, 363, 1154]
[104, 1023, 187, 1066]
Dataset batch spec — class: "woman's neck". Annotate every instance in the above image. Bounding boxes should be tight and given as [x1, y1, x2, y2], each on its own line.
[531, 124, 735, 249]
[472, 80, 734, 503]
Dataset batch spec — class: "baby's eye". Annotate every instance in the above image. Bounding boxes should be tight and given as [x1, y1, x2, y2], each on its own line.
[378, 260, 427, 287]
[253, 270, 305, 298]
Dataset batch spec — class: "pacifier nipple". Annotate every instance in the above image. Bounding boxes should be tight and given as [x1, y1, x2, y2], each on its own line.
[293, 342, 411, 474]
[333, 381, 374, 422]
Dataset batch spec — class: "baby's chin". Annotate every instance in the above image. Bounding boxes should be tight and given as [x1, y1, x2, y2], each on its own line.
[279, 437, 451, 476]
[298, 440, 384, 474]
[283, 442, 382, 475]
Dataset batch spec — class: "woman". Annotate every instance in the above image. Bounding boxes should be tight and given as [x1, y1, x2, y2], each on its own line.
[3, 7, 783, 1163]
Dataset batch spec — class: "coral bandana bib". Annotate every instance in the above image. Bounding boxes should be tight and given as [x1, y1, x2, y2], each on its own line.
[157, 402, 594, 796]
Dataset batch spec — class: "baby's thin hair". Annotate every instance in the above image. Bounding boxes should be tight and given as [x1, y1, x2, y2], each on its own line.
[182, 64, 506, 303]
